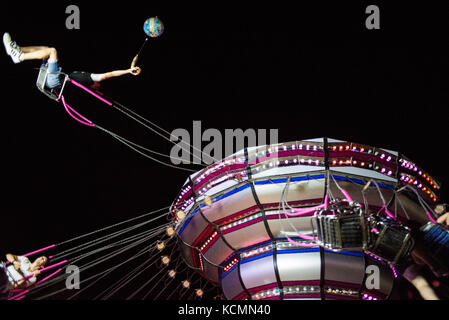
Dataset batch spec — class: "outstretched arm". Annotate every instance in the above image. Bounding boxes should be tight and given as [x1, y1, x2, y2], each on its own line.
[403, 264, 440, 300]
[96, 67, 141, 81]
[6, 254, 22, 274]
[437, 212, 449, 225]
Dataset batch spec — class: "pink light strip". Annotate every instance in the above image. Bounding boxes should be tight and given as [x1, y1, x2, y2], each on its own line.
[35, 268, 63, 286]
[425, 211, 438, 224]
[377, 205, 397, 220]
[22, 244, 56, 258]
[40, 260, 68, 273]
[287, 237, 319, 248]
[69, 79, 113, 106]
[389, 264, 398, 278]
[341, 189, 353, 203]
[285, 195, 329, 217]
[285, 205, 325, 217]
[296, 233, 317, 241]
[384, 208, 396, 220]
[61, 96, 95, 127]
[8, 290, 29, 300]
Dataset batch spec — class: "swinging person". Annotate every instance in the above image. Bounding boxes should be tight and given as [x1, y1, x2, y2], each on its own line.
[3, 32, 141, 90]
[1, 254, 48, 293]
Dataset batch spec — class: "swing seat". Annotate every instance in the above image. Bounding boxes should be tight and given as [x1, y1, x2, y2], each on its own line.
[36, 64, 69, 102]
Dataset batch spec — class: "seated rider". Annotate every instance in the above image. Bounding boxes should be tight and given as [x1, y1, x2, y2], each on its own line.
[3, 32, 141, 90]
[402, 205, 449, 300]
[1, 254, 48, 296]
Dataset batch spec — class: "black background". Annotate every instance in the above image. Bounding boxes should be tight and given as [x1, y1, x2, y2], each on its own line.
[1, 1, 448, 304]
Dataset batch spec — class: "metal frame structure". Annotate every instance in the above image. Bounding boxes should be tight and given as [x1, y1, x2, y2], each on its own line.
[35, 64, 69, 102]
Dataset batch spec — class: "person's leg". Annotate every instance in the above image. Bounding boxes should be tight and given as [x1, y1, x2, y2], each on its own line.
[3, 32, 59, 64]
[20, 46, 49, 53]
[22, 47, 58, 62]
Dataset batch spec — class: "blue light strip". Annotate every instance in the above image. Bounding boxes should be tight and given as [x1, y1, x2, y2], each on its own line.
[331, 175, 395, 190]
[240, 251, 273, 265]
[323, 249, 364, 257]
[277, 248, 321, 255]
[177, 207, 198, 235]
[254, 174, 325, 186]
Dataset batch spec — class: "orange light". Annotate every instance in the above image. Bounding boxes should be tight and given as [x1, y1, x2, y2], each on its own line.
[423, 173, 427, 178]
[182, 280, 190, 288]
[422, 187, 427, 191]
[361, 162, 365, 167]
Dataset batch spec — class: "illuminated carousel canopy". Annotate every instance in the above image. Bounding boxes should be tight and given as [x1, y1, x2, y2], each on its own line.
[171, 138, 444, 300]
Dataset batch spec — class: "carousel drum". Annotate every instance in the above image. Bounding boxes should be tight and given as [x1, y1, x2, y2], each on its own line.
[170, 137, 445, 300]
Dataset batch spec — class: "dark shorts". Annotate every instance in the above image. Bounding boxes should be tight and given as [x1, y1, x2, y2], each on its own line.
[69, 71, 94, 87]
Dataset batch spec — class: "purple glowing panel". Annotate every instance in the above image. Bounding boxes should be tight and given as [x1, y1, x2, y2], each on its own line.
[221, 266, 245, 300]
[240, 255, 277, 290]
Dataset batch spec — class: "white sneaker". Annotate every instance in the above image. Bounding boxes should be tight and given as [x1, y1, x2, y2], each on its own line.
[3, 33, 12, 54]
[3, 32, 23, 64]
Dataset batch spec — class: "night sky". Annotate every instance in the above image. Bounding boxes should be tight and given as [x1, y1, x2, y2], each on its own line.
[1, 2, 449, 303]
